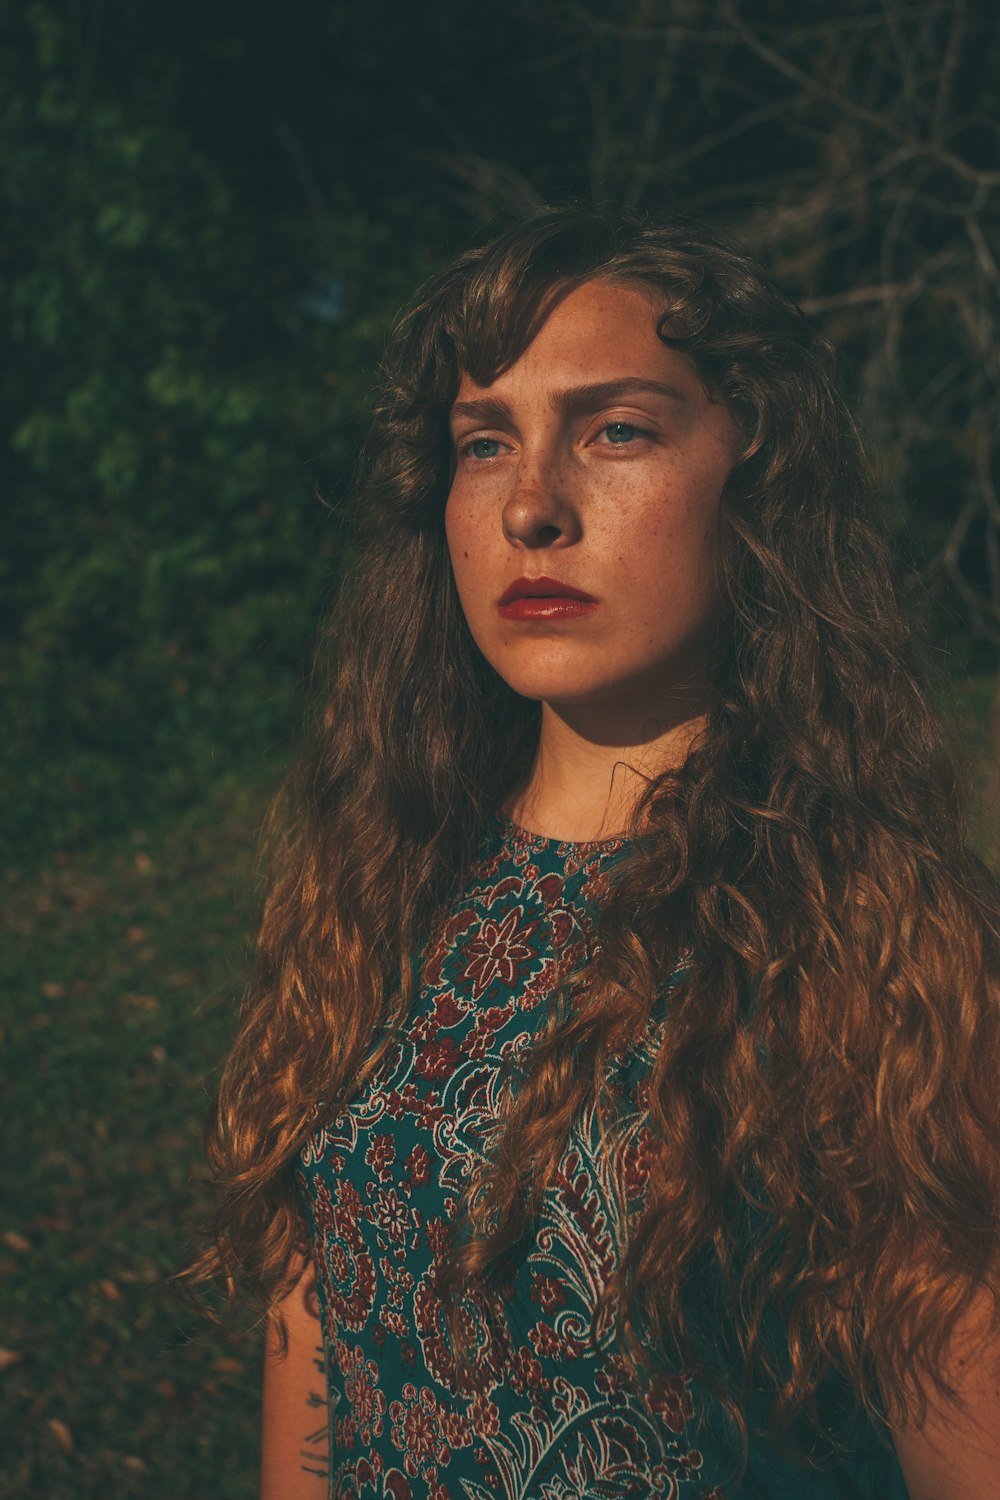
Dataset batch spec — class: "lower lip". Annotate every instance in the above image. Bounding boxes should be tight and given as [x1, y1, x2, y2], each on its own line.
[497, 598, 598, 621]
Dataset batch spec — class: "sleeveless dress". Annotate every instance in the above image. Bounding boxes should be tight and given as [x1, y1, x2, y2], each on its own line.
[297, 813, 910, 1499]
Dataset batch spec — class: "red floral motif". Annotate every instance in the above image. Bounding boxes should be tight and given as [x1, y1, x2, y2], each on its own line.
[644, 1371, 696, 1435]
[404, 1142, 431, 1188]
[411, 1277, 469, 1391]
[430, 991, 463, 1027]
[340, 1343, 387, 1446]
[411, 1013, 439, 1045]
[412, 1262, 511, 1394]
[420, 904, 481, 990]
[414, 1032, 462, 1081]
[381, 1308, 407, 1337]
[423, 1216, 453, 1258]
[594, 1350, 633, 1398]
[464, 1002, 515, 1059]
[508, 1344, 551, 1398]
[438, 1402, 475, 1449]
[381, 1256, 415, 1289]
[528, 1321, 564, 1359]
[530, 1271, 568, 1314]
[332, 1403, 358, 1453]
[620, 1123, 660, 1201]
[467, 1392, 500, 1437]
[334, 1452, 384, 1498]
[388, 1383, 451, 1481]
[309, 1176, 377, 1335]
[457, 904, 540, 998]
[386, 1084, 444, 1128]
[382, 1469, 413, 1500]
[524, 1320, 587, 1368]
[338, 1177, 363, 1218]
[369, 1184, 414, 1245]
[365, 1132, 395, 1183]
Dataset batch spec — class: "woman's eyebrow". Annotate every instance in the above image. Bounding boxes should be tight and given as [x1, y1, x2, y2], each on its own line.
[449, 377, 690, 428]
[449, 396, 513, 428]
[553, 377, 691, 414]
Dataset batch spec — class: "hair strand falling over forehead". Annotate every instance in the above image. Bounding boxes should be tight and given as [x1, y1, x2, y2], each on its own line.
[183, 205, 1000, 1482]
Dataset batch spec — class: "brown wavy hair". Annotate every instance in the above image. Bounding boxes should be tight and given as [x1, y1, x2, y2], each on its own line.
[186, 206, 1000, 1477]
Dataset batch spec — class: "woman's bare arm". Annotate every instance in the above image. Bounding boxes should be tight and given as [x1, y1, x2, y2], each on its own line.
[260, 1254, 330, 1500]
[891, 1285, 1000, 1500]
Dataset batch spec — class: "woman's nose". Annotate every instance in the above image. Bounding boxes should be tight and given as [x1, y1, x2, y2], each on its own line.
[500, 453, 582, 548]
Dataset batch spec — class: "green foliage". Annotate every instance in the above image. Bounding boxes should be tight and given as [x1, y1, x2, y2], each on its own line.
[0, 3, 440, 864]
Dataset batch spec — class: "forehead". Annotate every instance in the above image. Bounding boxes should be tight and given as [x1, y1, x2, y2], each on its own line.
[452, 278, 706, 406]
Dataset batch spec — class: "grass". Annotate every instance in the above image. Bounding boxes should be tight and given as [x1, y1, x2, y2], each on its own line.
[1, 667, 997, 1498]
[0, 767, 277, 1500]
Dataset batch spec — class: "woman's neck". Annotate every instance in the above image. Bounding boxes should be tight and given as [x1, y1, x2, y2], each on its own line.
[503, 698, 706, 843]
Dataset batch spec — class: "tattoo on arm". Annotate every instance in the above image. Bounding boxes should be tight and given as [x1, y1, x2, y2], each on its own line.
[299, 1344, 330, 1480]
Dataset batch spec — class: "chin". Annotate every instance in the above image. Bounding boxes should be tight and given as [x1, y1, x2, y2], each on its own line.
[494, 669, 622, 706]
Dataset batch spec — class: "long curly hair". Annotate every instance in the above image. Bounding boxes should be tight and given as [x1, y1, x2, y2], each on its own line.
[187, 206, 1000, 1476]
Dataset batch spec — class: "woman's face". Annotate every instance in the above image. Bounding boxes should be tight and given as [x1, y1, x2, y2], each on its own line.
[444, 278, 739, 723]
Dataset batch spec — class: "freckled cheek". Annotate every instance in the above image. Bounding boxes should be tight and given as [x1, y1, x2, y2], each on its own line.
[610, 507, 719, 644]
[446, 509, 500, 620]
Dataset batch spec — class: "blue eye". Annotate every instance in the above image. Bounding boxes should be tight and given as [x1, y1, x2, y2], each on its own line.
[467, 437, 502, 459]
[604, 422, 639, 444]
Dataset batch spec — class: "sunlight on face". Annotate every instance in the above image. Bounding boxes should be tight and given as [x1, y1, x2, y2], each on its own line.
[444, 279, 739, 725]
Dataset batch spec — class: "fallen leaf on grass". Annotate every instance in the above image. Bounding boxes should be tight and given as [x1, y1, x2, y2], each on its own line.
[40, 982, 65, 999]
[122, 992, 159, 1012]
[0, 1348, 23, 1373]
[47, 1418, 74, 1452]
[97, 1279, 121, 1301]
[125, 926, 149, 944]
[119, 1266, 159, 1284]
[2, 1231, 30, 1253]
[122, 1455, 147, 1473]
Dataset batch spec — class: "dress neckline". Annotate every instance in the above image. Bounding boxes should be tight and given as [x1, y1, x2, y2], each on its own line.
[493, 809, 631, 856]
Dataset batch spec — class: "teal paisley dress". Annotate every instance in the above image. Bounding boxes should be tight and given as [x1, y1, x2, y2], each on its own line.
[297, 813, 910, 1499]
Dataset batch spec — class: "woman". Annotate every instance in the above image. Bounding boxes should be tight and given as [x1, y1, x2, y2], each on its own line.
[191, 208, 1000, 1497]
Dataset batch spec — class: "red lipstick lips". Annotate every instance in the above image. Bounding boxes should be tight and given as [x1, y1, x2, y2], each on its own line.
[497, 575, 599, 622]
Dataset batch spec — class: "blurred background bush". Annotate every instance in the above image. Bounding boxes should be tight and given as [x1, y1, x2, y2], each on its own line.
[2, 2, 998, 1495]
